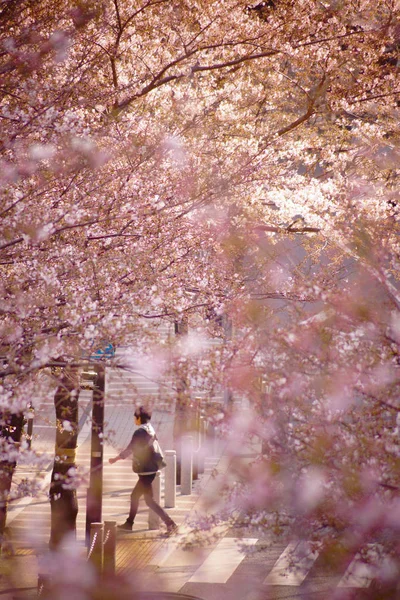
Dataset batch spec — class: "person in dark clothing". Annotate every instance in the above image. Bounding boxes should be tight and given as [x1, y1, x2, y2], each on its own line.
[109, 406, 178, 534]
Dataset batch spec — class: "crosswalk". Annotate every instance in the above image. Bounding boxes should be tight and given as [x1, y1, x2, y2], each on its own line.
[263, 540, 321, 586]
[144, 534, 385, 594]
[188, 538, 258, 584]
[138, 511, 389, 595]
[7, 448, 385, 595]
[4, 380, 388, 596]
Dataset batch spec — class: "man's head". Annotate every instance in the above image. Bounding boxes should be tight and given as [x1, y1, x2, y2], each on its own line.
[134, 405, 152, 425]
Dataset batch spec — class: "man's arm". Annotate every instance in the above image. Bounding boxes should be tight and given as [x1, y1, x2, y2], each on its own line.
[109, 433, 136, 464]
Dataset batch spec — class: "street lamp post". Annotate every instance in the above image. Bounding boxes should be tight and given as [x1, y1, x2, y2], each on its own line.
[85, 364, 105, 545]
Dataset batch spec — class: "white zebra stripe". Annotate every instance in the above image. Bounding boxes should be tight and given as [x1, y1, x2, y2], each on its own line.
[264, 540, 321, 586]
[337, 545, 381, 588]
[189, 537, 258, 584]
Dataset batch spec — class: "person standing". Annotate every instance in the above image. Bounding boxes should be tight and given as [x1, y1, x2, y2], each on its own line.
[109, 405, 178, 534]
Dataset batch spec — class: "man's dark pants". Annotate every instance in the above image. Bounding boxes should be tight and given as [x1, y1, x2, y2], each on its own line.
[127, 473, 174, 526]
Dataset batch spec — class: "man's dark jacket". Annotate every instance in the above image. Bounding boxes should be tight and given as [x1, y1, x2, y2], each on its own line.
[118, 423, 158, 474]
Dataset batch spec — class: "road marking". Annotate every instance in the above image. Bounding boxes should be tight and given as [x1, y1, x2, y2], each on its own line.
[189, 537, 258, 584]
[338, 546, 380, 588]
[264, 541, 321, 586]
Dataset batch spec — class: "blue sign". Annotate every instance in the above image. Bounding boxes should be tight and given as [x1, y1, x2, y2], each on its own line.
[90, 342, 115, 360]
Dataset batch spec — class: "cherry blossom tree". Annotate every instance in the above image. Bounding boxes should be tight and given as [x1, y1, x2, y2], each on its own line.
[1, 0, 399, 593]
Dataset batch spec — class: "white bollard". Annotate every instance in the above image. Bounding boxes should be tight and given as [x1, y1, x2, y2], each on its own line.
[181, 435, 193, 495]
[148, 471, 161, 530]
[164, 450, 176, 508]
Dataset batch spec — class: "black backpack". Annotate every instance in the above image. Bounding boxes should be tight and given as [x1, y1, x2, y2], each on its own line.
[132, 433, 166, 473]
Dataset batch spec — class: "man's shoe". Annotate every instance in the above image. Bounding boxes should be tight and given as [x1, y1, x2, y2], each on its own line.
[117, 521, 133, 531]
[166, 522, 178, 536]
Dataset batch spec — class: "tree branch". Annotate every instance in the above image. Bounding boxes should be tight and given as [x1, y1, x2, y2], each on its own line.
[277, 105, 315, 136]
[0, 237, 23, 251]
[114, 48, 279, 111]
[253, 225, 321, 233]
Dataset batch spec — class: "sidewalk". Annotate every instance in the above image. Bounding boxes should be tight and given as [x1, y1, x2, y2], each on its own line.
[0, 400, 229, 596]
[114, 441, 230, 584]
[100, 403, 230, 584]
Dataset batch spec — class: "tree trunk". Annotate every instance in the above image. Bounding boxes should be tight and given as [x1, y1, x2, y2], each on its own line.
[49, 366, 80, 549]
[0, 412, 25, 543]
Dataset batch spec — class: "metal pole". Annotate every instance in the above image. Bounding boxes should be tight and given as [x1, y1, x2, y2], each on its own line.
[85, 364, 105, 546]
[175, 441, 182, 486]
[192, 403, 200, 480]
[198, 417, 205, 474]
[208, 421, 216, 455]
[26, 412, 34, 449]
[174, 317, 189, 487]
[181, 435, 193, 495]
[193, 449, 199, 480]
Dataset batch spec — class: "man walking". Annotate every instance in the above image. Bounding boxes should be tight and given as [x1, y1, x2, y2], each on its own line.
[109, 406, 178, 534]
